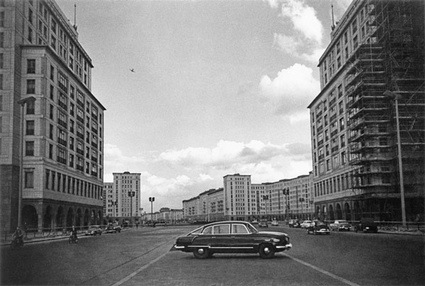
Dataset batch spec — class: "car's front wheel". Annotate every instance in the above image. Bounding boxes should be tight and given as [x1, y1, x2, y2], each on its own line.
[259, 243, 275, 259]
[193, 247, 210, 259]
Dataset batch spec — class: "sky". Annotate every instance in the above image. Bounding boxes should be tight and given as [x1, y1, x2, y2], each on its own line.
[56, 0, 352, 213]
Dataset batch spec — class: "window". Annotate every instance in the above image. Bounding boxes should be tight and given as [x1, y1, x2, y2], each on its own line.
[232, 224, 248, 234]
[50, 65, 55, 81]
[213, 224, 230, 234]
[26, 99, 35, 114]
[24, 170, 34, 188]
[25, 141, 34, 156]
[49, 124, 53, 139]
[27, 59, 36, 73]
[26, 120, 34, 135]
[26, 79, 35, 94]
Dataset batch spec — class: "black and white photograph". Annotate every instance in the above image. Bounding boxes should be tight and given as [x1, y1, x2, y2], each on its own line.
[1, 0, 424, 285]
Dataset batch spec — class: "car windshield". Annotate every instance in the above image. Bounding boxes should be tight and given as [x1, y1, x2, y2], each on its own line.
[317, 224, 327, 228]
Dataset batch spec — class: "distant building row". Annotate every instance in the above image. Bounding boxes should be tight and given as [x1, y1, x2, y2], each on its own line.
[183, 173, 314, 222]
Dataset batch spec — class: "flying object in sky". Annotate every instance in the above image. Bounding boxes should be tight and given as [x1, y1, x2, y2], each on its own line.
[130, 68, 135, 73]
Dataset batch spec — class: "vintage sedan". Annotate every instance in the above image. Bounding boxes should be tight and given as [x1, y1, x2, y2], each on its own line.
[171, 221, 292, 259]
[84, 225, 102, 236]
[329, 220, 348, 231]
[307, 223, 330, 235]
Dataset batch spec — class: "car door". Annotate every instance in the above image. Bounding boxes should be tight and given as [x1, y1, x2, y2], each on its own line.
[230, 223, 255, 250]
[211, 223, 232, 249]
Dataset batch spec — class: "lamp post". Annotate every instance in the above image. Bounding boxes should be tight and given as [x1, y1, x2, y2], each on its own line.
[128, 191, 135, 226]
[149, 197, 155, 223]
[17, 96, 36, 228]
[384, 90, 406, 227]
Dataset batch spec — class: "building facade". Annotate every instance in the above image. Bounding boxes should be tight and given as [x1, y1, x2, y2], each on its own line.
[0, 0, 105, 233]
[308, 0, 424, 222]
[182, 173, 314, 222]
[182, 188, 225, 222]
[105, 172, 141, 224]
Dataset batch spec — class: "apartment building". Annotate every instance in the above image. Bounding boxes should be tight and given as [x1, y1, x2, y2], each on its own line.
[182, 188, 224, 222]
[308, 0, 424, 222]
[223, 174, 253, 220]
[182, 173, 314, 222]
[0, 0, 105, 233]
[103, 182, 113, 218]
[107, 172, 141, 223]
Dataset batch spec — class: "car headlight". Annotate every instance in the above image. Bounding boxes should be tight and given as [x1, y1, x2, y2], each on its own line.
[270, 238, 280, 243]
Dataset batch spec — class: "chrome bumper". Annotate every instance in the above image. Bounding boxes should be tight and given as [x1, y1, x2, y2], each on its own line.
[276, 243, 292, 250]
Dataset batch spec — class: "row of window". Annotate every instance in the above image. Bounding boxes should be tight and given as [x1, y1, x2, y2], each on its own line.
[322, 4, 373, 85]
[25, 1, 91, 87]
[314, 171, 354, 197]
[44, 169, 102, 199]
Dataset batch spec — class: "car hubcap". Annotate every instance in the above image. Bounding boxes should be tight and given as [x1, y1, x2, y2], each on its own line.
[198, 249, 205, 254]
[263, 247, 270, 254]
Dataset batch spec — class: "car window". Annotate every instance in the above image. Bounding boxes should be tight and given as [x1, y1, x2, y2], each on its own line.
[213, 224, 230, 234]
[232, 224, 249, 234]
[202, 226, 213, 235]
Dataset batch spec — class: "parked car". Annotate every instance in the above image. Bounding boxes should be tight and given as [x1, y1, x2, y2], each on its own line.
[356, 218, 378, 233]
[307, 223, 330, 235]
[300, 220, 313, 228]
[251, 219, 258, 224]
[258, 220, 268, 228]
[288, 219, 300, 228]
[105, 225, 121, 233]
[271, 220, 279, 226]
[171, 221, 292, 259]
[329, 220, 348, 231]
[85, 225, 102, 236]
[338, 223, 352, 231]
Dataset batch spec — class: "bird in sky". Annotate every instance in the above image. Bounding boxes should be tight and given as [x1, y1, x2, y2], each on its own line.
[130, 68, 135, 73]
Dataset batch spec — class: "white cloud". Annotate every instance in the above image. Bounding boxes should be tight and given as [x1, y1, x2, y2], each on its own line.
[158, 139, 290, 169]
[258, 63, 320, 117]
[104, 143, 145, 181]
[263, 0, 280, 9]
[280, 0, 323, 44]
[272, 33, 324, 63]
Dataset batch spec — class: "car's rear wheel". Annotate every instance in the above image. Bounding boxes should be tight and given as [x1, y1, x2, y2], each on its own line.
[193, 247, 210, 259]
[259, 243, 275, 259]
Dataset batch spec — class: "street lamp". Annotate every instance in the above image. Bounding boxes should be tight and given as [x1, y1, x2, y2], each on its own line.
[149, 197, 155, 223]
[384, 90, 406, 227]
[128, 191, 135, 226]
[17, 96, 36, 228]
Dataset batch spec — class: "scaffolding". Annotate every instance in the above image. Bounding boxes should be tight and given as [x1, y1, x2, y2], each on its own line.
[345, 0, 424, 220]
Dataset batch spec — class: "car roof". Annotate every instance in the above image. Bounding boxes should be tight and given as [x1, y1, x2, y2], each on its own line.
[200, 221, 250, 228]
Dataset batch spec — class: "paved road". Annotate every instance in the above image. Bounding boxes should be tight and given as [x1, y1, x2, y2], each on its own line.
[1, 225, 424, 285]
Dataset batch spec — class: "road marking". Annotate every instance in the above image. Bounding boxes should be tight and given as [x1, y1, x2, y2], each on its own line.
[285, 254, 360, 286]
[111, 251, 169, 286]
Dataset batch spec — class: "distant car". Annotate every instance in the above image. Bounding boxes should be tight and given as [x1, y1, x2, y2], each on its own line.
[307, 223, 330, 235]
[329, 220, 348, 231]
[338, 223, 352, 231]
[258, 220, 268, 228]
[271, 220, 279, 226]
[171, 221, 292, 259]
[288, 219, 300, 228]
[300, 220, 313, 228]
[105, 225, 121, 233]
[85, 225, 102, 236]
[356, 218, 378, 233]
[251, 219, 258, 224]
